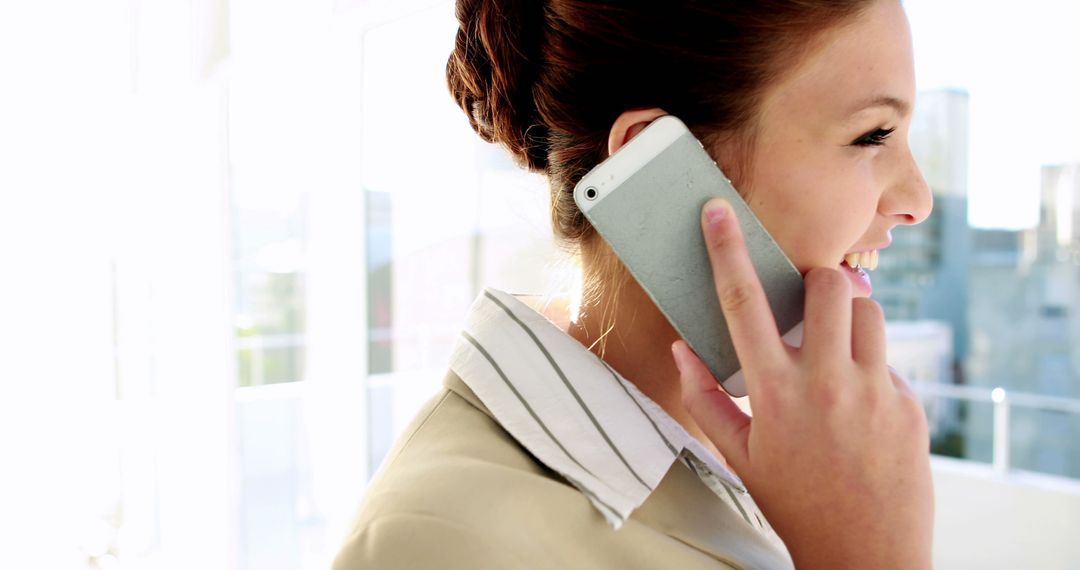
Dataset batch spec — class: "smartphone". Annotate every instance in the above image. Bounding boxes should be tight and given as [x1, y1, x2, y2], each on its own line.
[573, 115, 805, 397]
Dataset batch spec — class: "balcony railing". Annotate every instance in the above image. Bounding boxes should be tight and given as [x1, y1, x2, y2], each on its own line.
[914, 381, 1080, 477]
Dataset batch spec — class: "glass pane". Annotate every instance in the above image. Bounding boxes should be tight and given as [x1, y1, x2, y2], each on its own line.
[1010, 407, 1080, 478]
[359, 4, 562, 475]
[367, 189, 394, 375]
[947, 399, 995, 465]
[234, 271, 306, 387]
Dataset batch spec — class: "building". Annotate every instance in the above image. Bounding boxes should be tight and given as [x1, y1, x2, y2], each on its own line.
[1017, 164, 1080, 476]
[964, 164, 1080, 477]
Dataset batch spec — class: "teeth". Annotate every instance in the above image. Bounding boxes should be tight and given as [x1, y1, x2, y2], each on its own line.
[843, 249, 880, 271]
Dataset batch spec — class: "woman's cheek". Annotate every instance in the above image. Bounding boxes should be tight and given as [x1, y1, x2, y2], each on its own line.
[778, 236, 825, 276]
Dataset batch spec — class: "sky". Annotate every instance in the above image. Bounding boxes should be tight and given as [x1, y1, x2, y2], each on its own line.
[905, 0, 1080, 229]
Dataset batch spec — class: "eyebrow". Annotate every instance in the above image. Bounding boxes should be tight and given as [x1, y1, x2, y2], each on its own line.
[845, 95, 912, 118]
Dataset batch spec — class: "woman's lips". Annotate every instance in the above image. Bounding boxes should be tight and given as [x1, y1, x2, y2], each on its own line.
[840, 258, 873, 296]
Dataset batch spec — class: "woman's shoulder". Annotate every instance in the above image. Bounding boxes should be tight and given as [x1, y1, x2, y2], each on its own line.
[333, 370, 752, 570]
[333, 372, 595, 568]
[370, 374, 559, 495]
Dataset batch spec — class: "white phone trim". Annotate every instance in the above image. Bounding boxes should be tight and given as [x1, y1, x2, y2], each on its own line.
[574, 116, 685, 214]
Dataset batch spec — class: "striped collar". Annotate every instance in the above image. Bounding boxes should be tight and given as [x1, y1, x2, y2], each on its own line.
[448, 288, 756, 529]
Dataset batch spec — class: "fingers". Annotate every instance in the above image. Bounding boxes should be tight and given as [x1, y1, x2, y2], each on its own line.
[673, 340, 751, 471]
[851, 297, 887, 370]
[800, 268, 853, 362]
[700, 199, 788, 379]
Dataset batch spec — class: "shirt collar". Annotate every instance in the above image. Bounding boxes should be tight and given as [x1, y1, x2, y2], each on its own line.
[448, 287, 748, 529]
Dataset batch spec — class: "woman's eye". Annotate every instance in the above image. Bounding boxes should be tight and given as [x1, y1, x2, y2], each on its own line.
[852, 127, 896, 147]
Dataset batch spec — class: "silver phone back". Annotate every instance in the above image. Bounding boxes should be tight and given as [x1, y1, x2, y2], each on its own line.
[575, 118, 804, 397]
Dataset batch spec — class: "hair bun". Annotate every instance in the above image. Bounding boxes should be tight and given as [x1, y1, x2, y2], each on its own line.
[447, 0, 549, 171]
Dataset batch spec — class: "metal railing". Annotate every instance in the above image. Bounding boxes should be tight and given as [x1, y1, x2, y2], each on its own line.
[913, 381, 1080, 476]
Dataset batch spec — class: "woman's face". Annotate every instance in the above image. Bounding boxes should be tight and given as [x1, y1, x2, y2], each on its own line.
[728, 0, 931, 298]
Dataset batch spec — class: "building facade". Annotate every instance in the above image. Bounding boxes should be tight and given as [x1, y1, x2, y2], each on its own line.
[965, 164, 1080, 476]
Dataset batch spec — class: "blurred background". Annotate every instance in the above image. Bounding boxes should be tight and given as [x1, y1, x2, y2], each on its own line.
[0, 0, 1078, 568]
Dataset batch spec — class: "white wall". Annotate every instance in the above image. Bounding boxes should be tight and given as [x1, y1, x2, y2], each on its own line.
[933, 456, 1080, 569]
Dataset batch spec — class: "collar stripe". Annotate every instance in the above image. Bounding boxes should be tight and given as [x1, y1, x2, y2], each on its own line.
[685, 453, 755, 527]
[483, 290, 655, 493]
[451, 288, 765, 530]
[559, 470, 622, 523]
[600, 361, 680, 457]
[718, 478, 753, 526]
[460, 331, 602, 485]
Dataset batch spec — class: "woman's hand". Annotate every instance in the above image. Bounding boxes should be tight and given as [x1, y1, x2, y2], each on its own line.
[673, 198, 934, 570]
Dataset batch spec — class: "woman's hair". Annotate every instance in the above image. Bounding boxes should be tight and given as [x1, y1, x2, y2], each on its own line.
[447, 0, 873, 346]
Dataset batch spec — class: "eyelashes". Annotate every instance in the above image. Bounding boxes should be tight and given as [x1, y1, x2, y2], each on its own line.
[852, 127, 896, 147]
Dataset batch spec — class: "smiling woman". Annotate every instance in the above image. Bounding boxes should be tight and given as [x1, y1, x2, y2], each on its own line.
[336, 1, 934, 569]
[732, 3, 932, 299]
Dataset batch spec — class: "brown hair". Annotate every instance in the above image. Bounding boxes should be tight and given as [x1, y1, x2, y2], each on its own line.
[447, 0, 873, 346]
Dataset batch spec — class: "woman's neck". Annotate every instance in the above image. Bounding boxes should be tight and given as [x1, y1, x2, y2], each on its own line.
[566, 280, 729, 464]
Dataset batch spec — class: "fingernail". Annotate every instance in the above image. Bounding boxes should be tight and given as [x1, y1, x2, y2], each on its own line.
[705, 199, 729, 226]
[671, 341, 685, 374]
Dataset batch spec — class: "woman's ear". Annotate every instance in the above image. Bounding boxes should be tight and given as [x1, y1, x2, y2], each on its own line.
[607, 108, 668, 157]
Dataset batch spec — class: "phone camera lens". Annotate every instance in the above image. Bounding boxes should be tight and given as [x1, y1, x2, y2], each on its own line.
[584, 187, 598, 200]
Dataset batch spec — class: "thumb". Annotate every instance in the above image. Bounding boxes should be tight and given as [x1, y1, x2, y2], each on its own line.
[673, 340, 752, 472]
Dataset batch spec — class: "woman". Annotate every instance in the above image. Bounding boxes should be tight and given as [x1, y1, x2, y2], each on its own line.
[336, 0, 934, 568]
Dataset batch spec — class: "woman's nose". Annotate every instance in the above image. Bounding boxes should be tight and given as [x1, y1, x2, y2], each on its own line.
[880, 146, 933, 225]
